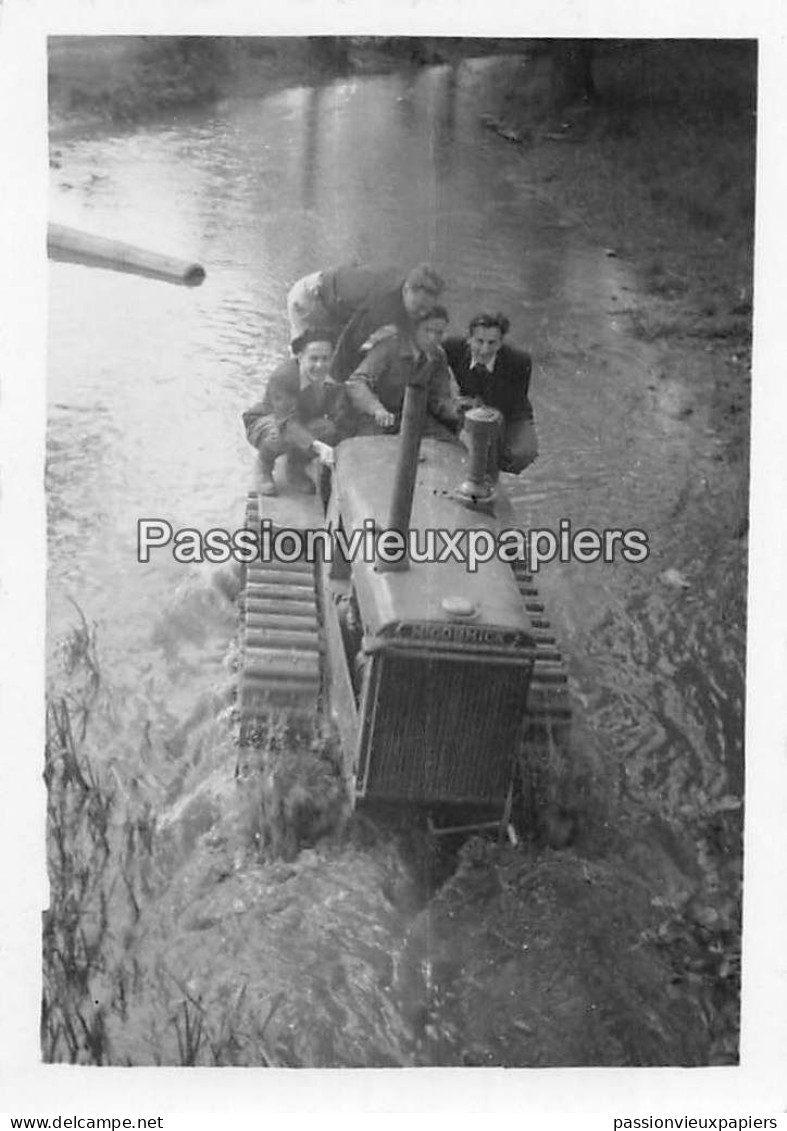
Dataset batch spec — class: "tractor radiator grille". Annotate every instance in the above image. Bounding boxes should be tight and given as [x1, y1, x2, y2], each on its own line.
[358, 652, 530, 805]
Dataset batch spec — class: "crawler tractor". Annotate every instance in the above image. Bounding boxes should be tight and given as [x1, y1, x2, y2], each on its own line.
[47, 230, 567, 833]
[238, 374, 572, 836]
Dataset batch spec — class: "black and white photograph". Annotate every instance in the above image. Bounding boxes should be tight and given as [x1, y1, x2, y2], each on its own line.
[1, 0, 786, 1116]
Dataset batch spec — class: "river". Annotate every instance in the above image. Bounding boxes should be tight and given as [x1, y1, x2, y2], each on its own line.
[46, 55, 745, 1066]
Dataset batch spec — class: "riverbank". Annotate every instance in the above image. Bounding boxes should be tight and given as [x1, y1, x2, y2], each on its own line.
[482, 41, 754, 471]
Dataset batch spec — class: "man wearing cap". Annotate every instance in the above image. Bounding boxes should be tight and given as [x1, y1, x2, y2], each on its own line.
[286, 262, 446, 381]
[443, 311, 538, 479]
[242, 329, 352, 497]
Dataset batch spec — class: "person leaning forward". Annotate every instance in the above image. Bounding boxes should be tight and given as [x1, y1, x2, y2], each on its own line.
[286, 262, 445, 381]
[242, 328, 352, 497]
[443, 311, 538, 478]
[345, 305, 462, 439]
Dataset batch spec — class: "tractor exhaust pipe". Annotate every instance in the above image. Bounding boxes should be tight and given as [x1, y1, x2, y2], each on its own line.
[456, 405, 503, 506]
[47, 223, 206, 287]
[376, 371, 428, 574]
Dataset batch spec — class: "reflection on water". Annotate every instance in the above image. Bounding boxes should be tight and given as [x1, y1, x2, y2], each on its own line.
[47, 54, 744, 1065]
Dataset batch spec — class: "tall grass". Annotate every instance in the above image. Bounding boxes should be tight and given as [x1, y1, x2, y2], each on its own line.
[43, 694, 119, 1062]
[43, 612, 350, 1064]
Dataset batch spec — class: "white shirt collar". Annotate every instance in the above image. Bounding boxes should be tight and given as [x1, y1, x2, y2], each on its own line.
[469, 352, 497, 374]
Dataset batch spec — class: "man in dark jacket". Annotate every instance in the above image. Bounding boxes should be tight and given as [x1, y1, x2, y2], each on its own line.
[442, 311, 538, 477]
[286, 262, 445, 381]
[242, 329, 351, 496]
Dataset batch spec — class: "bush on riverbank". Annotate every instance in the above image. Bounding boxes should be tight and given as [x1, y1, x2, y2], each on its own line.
[48, 38, 232, 125]
[48, 37, 246, 126]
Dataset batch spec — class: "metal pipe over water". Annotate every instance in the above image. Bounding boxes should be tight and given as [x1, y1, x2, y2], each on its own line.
[47, 223, 206, 287]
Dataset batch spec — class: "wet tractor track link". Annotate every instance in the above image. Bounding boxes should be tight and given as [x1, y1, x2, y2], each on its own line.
[238, 493, 324, 739]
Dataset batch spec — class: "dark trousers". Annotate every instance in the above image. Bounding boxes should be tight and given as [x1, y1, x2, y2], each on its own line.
[501, 416, 539, 474]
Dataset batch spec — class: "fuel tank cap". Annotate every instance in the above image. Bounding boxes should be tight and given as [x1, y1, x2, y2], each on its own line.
[441, 595, 478, 618]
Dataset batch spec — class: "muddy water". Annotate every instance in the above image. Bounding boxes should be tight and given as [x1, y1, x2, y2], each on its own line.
[47, 56, 744, 1065]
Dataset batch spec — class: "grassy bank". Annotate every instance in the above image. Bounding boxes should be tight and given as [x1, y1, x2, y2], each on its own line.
[484, 41, 755, 455]
[49, 38, 228, 129]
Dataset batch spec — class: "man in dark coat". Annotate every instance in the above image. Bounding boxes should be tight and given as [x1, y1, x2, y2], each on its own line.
[442, 311, 538, 477]
[286, 262, 445, 381]
[242, 329, 352, 496]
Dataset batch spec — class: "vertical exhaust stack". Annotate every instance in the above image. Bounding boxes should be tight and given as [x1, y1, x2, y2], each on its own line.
[376, 372, 428, 574]
[456, 406, 502, 506]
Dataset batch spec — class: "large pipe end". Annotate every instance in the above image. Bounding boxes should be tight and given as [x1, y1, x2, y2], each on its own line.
[182, 263, 206, 287]
[47, 223, 206, 288]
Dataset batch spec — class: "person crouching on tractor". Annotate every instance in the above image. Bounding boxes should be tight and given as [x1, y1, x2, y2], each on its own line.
[345, 305, 462, 439]
[442, 311, 538, 484]
[286, 261, 446, 381]
[242, 328, 352, 496]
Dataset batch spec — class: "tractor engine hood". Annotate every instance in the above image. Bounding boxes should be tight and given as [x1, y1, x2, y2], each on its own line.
[335, 435, 532, 648]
